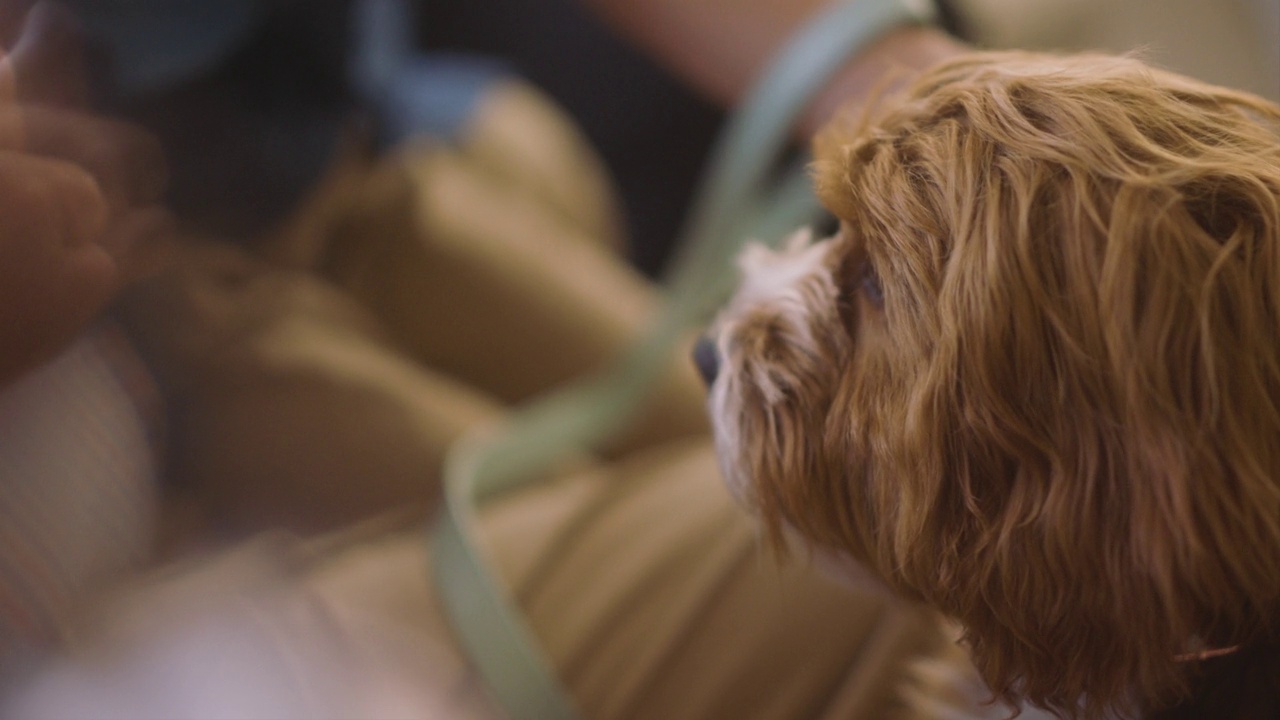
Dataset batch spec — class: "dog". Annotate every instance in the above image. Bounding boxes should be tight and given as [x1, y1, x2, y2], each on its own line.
[699, 51, 1280, 719]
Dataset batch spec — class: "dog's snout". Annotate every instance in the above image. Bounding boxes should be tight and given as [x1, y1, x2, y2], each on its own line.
[693, 335, 720, 387]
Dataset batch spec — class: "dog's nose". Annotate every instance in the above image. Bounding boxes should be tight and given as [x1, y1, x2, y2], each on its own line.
[692, 335, 720, 387]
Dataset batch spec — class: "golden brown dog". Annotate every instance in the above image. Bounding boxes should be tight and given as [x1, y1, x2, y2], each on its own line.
[703, 51, 1280, 718]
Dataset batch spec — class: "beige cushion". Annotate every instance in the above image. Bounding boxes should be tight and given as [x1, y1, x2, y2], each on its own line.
[105, 77, 947, 718]
[301, 441, 946, 720]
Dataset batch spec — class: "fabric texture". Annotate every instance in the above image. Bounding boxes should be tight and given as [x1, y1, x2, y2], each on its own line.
[0, 324, 161, 680]
[3, 534, 495, 720]
[87, 75, 949, 718]
[295, 443, 946, 720]
[291, 77, 947, 718]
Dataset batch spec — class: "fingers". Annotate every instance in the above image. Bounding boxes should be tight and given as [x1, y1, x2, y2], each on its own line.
[0, 2, 167, 207]
[8, 0, 89, 108]
[98, 204, 177, 285]
[0, 105, 168, 206]
[0, 1, 174, 385]
[0, 1, 37, 49]
[0, 147, 108, 244]
[22, 106, 169, 206]
[0, 148, 118, 383]
[0, 116, 174, 283]
[0, 45, 15, 104]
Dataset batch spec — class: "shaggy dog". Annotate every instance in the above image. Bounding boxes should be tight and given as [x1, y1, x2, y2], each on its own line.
[700, 52, 1280, 719]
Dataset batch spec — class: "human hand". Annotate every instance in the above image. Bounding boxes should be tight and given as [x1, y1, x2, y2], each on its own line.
[0, 1, 172, 387]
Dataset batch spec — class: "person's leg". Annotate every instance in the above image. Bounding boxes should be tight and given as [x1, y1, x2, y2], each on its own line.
[115, 237, 504, 536]
[302, 439, 949, 720]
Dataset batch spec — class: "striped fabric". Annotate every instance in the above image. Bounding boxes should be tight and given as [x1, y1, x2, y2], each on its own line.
[0, 323, 162, 678]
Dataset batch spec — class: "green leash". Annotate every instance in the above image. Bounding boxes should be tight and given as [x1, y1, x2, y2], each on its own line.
[430, 1, 936, 718]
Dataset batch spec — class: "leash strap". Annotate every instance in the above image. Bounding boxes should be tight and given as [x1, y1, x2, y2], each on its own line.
[430, 2, 937, 718]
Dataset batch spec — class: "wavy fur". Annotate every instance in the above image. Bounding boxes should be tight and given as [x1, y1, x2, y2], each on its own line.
[709, 52, 1280, 718]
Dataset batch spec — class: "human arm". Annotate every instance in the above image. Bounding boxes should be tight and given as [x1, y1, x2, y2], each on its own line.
[576, 0, 967, 135]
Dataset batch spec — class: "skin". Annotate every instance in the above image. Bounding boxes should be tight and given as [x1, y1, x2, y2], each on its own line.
[577, 0, 967, 135]
[0, 1, 172, 389]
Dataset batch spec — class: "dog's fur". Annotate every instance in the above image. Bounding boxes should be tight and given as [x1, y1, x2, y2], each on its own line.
[706, 52, 1280, 718]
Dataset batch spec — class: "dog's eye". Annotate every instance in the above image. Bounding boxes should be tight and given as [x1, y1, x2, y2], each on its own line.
[861, 262, 884, 308]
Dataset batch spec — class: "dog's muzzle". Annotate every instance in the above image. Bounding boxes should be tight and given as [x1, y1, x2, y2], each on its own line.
[693, 335, 720, 388]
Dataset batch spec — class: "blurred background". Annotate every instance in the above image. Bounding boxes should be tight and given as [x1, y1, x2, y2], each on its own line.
[62, 0, 1280, 279]
[2, 0, 1277, 715]
[411, 0, 1280, 273]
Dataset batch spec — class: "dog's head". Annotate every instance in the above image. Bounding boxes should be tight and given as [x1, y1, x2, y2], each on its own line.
[702, 51, 1280, 718]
